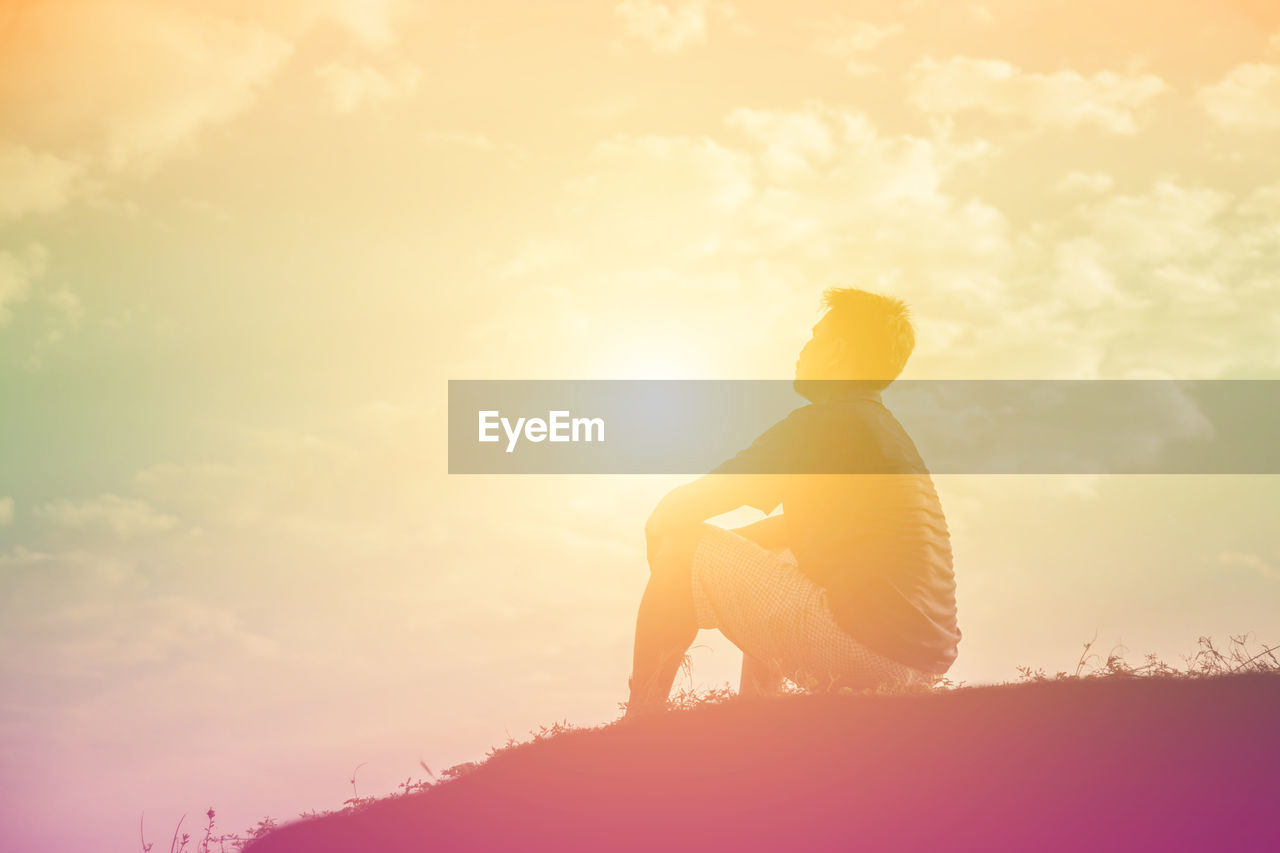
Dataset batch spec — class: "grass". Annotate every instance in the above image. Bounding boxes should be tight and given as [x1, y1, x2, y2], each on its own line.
[1017, 632, 1280, 682]
[140, 633, 1279, 853]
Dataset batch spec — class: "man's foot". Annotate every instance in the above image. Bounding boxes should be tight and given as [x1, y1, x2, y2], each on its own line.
[620, 676, 668, 723]
[618, 701, 666, 726]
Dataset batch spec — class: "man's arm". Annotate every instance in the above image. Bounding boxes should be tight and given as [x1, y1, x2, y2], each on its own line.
[644, 405, 796, 562]
[644, 475, 756, 562]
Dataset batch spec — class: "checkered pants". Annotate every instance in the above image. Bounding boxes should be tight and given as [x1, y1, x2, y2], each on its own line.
[691, 524, 932, 691]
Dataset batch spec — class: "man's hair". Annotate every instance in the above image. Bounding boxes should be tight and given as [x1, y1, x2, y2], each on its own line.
[820, 287, 915, 389]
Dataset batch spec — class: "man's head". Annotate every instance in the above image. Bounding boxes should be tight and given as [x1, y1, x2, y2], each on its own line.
[794, 288, 915, 393]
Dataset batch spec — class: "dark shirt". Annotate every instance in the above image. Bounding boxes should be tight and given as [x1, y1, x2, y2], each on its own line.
[709, 385, 961, 674]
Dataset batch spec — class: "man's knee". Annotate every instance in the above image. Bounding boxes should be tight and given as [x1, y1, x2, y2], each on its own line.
[648, 523, 711, 581]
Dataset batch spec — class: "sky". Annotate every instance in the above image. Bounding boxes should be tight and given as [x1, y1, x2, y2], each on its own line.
[2, 0, 1280, 849]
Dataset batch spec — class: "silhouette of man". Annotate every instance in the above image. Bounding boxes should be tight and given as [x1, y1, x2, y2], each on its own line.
[626, 288, 960, 715]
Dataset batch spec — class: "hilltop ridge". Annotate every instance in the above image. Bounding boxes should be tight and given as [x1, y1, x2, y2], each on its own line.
[244, 674, 1279, 852]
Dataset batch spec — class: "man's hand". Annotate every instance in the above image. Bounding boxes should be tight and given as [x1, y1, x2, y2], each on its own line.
[733, 513, 789, 552]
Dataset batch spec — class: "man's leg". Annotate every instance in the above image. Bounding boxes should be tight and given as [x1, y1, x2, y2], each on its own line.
[627, 531, 700, 715]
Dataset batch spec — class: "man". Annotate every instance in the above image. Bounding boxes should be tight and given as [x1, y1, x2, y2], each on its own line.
[626, 288, 960, 716]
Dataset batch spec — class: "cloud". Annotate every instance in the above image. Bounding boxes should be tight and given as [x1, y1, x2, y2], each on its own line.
[718, 103, 1002, 253]
[128, 404, 447, 551]
[812, 18, 902, 75]
[483, 91, 1280, 381]
[0, 547, 144, 618]
[311, 0, 405, 48]
[0, 497, 13, 527]
[725, 107, 838, 180]
[497, 237, 578, 279]
[0, 2, 293, 173]
[1054, 171, 1115, 195]
[0, 143, 83, 223]
[0, 547, 279, 683]
[33, 495, 180, 542]
[0, 243, 49, 326]
[102, 16, 292, 171]
[580, 133, 756, 212]
[908, 56, 1167, 134]
[1013, 178, 1280, 377]
[1049, 238, 1126, 311]
[316, 60, 422, 115]
[1219, 550, 1280, 580]
[1198, 63, 1280, 130]
[1085, 181, 1230, 265]
[0, 0, 413, 181]
[423, 130, 497, 150]
[615, 0, 718, 52]
[479, 103, 1012, 379]
[417, 131, 529, 172]
[43, 284, 84, 327]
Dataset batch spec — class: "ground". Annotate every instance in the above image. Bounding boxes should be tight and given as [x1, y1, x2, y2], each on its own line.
[243, 674, 1279, 852]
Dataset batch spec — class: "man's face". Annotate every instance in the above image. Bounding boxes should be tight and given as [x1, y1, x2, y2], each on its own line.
[794, 314, 846, 381]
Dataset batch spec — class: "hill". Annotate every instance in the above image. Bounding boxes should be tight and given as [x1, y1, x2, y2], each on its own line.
[243, 674, 1279, 852]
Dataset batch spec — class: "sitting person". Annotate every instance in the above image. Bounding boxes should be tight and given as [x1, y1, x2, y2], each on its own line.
[626, 288, 960, 714]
